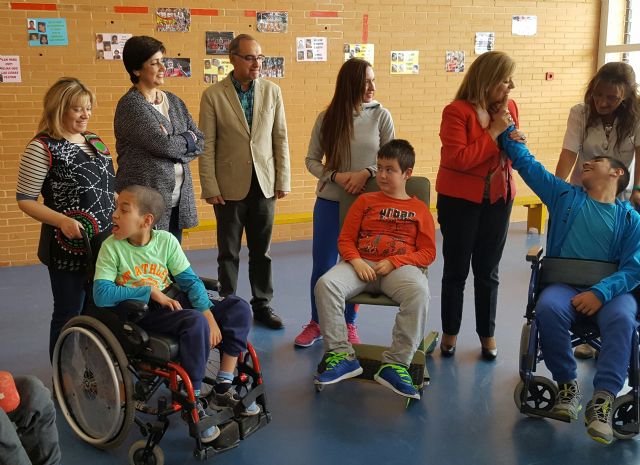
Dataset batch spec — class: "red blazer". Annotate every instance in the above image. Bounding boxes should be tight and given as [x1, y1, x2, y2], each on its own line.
[436, 99, 519, 204]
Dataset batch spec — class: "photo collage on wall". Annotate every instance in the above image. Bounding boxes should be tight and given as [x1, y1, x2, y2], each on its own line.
[156, 8, 191, 32]
[204, 57, 233, 83]
[163, 57, 191, 77]
[27, 18, 68, 47]
[96, 33, 131, 60]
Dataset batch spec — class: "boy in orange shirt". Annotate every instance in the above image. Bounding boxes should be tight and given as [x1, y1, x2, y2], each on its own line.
[313, 139, 436, 399]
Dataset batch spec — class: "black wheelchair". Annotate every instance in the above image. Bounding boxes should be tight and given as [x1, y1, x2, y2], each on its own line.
[52, 231, 271, 464]
[514, 246, 640, 440]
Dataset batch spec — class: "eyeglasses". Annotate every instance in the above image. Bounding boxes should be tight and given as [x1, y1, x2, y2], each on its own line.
[232, 53, 266, 63]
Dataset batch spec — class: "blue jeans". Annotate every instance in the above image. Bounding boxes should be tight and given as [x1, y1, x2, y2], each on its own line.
[48, 267, 86, 362]
[310, 198, 357, 324]
[0, 375, 61, 465]
[536, 283, 638, 394]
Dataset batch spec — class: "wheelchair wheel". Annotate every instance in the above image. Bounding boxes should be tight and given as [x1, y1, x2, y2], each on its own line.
[513, 377, 557, 414]
[128, 440, 164, 465]
[199, 348, 221, 398]
[612, 393, 639, 440]
[53, 315, 135, 449]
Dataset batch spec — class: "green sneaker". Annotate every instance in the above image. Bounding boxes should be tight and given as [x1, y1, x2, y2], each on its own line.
[552, 381, 582, 420]
[374, 364, 420, 399]
[585, 390, 615, 445]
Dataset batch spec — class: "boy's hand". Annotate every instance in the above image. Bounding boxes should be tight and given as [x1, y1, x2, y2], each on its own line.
[150, 287, 182, 311]
[204, 310, 222, 348]
[350, 258, 377, 282]
[572, 291, 603, 316]
[373, 259, 395, 276]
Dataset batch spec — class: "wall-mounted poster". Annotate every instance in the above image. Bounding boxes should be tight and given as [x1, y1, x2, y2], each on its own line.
[390, 51, 419, 75]
[156, 8, 191, 32]
[0, 56, 21, 83]
[512, 15, 537, 36]
[27, 18, 68, 46]
[206, 32, 234, 55]
[445, 51, 465, 73]
[162, 57, 191, 77]
[256, 12, 288, 33]
[475, 32, 495, 54]
[204, 57, 233, 83]
[259, 57, 284, 78]
[96, 33, 131, 60]
[296, 37, 327, 62]
[343, 43, 374, 65]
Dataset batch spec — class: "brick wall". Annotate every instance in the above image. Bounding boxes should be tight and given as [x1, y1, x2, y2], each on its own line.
[0, 0, 600, 266]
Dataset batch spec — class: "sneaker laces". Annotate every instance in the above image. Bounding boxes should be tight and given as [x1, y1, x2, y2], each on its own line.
[320, 352, 350, 372]
[557, 382, 579, 404]
[346, 323, 360, 342]
[299, 321, 321, 337]
[381, 363, 415, 387]
[590, 396, 613, 423]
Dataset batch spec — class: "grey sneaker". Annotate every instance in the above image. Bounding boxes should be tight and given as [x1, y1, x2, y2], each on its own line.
[585, 390, 615, 445]
[574, 343, 595, 359]
[552, 381, 582, 420]
[196, 402, 220, 443]
[215, 387, 261, 416]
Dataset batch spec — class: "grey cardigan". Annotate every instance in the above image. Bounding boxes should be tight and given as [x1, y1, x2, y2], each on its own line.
[114, 88, 204, 230]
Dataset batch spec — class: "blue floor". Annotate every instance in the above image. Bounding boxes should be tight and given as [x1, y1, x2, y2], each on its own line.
[1, 222, 639, 464]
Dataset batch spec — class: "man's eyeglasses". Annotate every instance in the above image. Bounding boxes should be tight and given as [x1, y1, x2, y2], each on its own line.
[232, 53, 266, 63]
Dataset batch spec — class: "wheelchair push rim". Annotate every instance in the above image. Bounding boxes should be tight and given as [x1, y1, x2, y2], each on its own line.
[53, 315, 135, 449]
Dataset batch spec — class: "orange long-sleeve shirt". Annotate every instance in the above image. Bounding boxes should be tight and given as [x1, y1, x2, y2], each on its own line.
[338, 191, 436, 269]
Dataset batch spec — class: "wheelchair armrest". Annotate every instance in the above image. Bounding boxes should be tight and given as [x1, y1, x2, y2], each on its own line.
[200, 277, 221, 292]
[526, 246, 543, 263]
[114, 300, 148, 323]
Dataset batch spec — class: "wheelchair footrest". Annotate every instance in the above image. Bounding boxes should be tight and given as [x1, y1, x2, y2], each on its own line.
[237, 410, 271, 439]
[353, 343, 428, 387]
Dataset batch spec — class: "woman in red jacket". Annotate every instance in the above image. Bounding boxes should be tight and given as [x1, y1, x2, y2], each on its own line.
[436, 51, 524, 360]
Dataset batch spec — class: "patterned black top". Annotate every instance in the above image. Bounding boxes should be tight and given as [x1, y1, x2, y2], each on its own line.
[32, 132, 115, 271]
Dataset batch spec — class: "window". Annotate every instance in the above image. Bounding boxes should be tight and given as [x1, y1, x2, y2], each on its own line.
[599, 0, 640, 80]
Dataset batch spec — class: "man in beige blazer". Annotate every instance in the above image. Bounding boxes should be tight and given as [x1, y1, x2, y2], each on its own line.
[199, 34, 291, 329]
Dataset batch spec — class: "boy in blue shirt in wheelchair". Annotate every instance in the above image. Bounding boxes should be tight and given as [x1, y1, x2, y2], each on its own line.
[93, 185, 259, 443]
[500, 124, 640, 444]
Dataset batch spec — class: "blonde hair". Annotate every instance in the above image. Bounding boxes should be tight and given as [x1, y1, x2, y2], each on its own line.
[37, 77, 96, 139]
[454, 51, 515, 109]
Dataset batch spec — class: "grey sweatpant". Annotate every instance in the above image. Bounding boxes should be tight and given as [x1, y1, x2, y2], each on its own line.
[0, 376, 61, 465]
[315, 260, 430, 366]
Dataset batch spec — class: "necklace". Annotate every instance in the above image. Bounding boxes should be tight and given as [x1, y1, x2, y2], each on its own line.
[602, 120, 614, 151]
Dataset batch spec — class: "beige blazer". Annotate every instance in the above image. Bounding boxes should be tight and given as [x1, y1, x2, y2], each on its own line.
[198, 75, 291, 200]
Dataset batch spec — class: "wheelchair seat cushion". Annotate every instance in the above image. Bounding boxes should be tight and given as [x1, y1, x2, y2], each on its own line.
[145, 333, 179, 362]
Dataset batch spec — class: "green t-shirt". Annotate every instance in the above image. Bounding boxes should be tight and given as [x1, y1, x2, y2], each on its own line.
[94, 230, 190, 291]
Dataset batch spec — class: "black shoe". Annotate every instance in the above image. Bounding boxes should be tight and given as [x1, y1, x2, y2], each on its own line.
[440, 344, 456, 357]
[253, 307, 284, 329]
[481, 347, 498, 361]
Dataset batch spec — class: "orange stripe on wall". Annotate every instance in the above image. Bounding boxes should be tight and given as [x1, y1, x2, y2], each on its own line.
[10, 3, 56, 10]
[244, 10, 256, 17]
[113, 6, 148, 14]
[192, 9, 219, 16]
[310, 11, 339, 18]
[362, 14, 369, 43]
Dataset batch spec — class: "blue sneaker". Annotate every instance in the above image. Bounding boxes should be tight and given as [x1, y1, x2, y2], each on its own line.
[374, 364, 420, 399]
[314, 352, 363, 385]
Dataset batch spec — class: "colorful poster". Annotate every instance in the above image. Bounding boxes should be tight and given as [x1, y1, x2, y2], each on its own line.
[206, 32, 234, 55]
[162, 57, 191, 77]
[96, 33, 131, 60]
[343, 43, 374, 65]
[0, 56, 22, 83]
[296, 37, 327, 62]
[445, 51, 465, 73]
[259, 57, 285, 78]
[27, 18, 68, 46]
[390, 51, 419, 75]
[204, 57, 233, 83]
[512, 15, 537, 36]
[475, 32, 495, 54]
[256, 12, 288, 33]
[156, 8, 191, 32]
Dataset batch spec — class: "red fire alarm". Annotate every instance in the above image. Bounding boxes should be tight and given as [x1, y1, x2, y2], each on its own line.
[545, 72, 554, 81]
